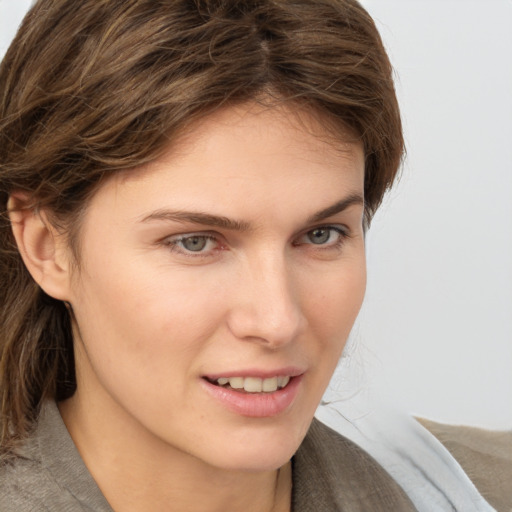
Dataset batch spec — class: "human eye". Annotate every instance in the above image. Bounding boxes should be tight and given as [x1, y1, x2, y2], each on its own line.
[293, 226, 348, 250]
[163, 232, 222, 257]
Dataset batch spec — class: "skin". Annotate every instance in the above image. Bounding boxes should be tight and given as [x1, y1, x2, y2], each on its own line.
[20, 103, 367, 511]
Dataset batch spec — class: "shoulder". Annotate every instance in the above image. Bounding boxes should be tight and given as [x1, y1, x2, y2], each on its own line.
[0, 446, 53, 511]
[0, 401, 112, 512]
[417, 418, 512, 512]
[0, 452, 96, 511]
[311, 406, 501, 511]
[293, 418, 417, 511]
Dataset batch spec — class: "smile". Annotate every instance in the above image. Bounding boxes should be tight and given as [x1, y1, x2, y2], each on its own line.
[210, 376, 291, 393]
[202, 373, 303, 417]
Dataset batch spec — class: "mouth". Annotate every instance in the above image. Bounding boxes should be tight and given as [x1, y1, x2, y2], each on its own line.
[201, 372, 303, 417]
[204, 376, 291, 394]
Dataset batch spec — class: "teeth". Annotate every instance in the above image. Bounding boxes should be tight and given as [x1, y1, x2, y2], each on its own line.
[262, 377, 278, 392]
[244, 377, 262, 392]
[228, 377, 244, 389]
[215, 376, 291, 393]
[277, 376, 290, 388]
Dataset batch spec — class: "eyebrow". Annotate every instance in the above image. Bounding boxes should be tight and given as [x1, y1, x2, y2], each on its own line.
[140, 193, 364, 231]
[140, 210, 252, 231]
[307, 193, 364, 223]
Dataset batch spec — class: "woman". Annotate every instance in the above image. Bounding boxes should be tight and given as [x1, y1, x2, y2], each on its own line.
[0, 1, 508, 511]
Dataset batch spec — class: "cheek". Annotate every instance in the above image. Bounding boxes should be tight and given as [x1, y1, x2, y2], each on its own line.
[293, 255, 366, 424]
[304, 256, 366, 348]
[71, 253, 225, 375]
[69, 259, 230, 435]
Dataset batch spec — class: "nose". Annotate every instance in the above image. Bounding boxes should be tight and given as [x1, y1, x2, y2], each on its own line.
[226, 252, 306, 348]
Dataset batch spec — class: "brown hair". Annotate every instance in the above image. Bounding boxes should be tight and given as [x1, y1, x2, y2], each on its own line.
[0, 0, 403, 455]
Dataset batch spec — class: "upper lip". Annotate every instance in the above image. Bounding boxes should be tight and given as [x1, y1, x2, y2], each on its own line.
[203, 367, 305, 381]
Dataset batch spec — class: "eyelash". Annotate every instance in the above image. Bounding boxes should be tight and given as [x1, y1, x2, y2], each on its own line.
[292, 226, 348, 250]
[163, 233, 221, 257]
[163, 226, 349, 259]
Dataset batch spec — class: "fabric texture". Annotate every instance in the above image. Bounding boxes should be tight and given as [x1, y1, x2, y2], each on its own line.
[316, 404, 502, 512]
[0, 401, 508, 511]
[417, 418, 512, 512]
[0, 402, 415, 511]
[292, 419, 416, 511]
[0, 402, 112, 511]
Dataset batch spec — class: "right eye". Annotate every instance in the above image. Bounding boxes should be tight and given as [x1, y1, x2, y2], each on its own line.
[164, 233, 221, 256]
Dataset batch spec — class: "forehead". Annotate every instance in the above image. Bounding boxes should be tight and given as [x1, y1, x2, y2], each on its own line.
[87, 103, 364, 223]
[172, 101, 361, 160]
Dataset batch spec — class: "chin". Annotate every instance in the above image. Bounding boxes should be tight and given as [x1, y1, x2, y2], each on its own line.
[212, 445, 296, 473]
[198, 417, 311, 472]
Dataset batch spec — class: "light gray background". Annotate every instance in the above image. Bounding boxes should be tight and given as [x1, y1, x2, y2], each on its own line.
[1, 0, 511, 429]
[357, 0, 512, 429]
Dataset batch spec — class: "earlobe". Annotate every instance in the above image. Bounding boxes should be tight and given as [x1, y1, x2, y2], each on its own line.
[8, 193, 72, 301]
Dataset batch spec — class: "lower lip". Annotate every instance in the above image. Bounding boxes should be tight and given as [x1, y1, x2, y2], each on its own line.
[201, 376, 303, 418]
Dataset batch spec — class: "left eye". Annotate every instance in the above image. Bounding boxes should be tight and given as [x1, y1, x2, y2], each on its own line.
[296, 227, 346, 246]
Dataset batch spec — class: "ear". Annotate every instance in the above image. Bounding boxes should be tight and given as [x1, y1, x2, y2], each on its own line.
[8, 193, 72, 301]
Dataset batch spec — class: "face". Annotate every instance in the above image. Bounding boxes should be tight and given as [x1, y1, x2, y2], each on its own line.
[66, 103, 366, 471]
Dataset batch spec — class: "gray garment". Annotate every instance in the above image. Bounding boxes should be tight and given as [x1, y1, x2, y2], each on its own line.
[292, 419, 416, 511]
[0, 402, 112, 512]
[0, 401, 415, 511]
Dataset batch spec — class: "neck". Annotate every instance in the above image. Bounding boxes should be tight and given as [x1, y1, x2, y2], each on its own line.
[59, 391, 292, 512]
